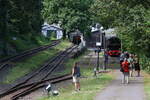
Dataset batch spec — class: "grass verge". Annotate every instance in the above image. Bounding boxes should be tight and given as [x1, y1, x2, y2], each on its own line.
[143, 72, 150, 100]
[40, 73, 112, 100]
[4, 40, 72, 84]
[39, 51, 114, 100]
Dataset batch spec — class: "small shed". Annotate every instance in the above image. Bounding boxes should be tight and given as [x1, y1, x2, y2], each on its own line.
[42, 22, 63, 39]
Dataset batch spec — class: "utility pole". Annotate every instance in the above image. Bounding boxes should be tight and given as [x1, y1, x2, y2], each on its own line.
[97, 48, 100, 71]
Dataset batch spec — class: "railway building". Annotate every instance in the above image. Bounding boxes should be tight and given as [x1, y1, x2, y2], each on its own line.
[42, 22, 63, 39]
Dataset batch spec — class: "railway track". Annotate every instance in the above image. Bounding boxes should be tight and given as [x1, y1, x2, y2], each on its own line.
[0, 45, 78, 100]
[11, 74, 72, 100]
[0, 40, 61, 71]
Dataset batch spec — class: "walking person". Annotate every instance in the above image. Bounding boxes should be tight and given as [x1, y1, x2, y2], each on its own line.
[134, 55, 141, 77]
[121, 58, 130, 84]
[120, 52, 125, 64]
[128, 54, 134, 77]
[120, 52, 125, 72]
[124, 51, 129, 59]
[72, 62, 81, 91]
[104, 51, 108, 70]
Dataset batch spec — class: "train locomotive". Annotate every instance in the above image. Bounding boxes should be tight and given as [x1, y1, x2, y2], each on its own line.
[69, 30, 86, 57]
[105, 36, 121, 57]
[69, 30, 85, 46]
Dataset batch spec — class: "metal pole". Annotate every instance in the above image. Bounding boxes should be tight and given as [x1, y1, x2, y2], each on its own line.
[97, 50, 99, 71]
[103, 32, 107, 70]
[121, 34, 123, 51]
[104, 55, 107, 70]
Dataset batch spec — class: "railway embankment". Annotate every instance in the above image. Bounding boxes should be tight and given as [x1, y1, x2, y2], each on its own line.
[0, 40, 71, 85]
[39, 51, 114, 100]
[0, 44, 80, 100]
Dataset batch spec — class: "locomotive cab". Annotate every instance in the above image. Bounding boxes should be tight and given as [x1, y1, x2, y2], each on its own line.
[72, 35, 81, 45]
[106, 37, 121, 57]
[69, 30, 83, 45]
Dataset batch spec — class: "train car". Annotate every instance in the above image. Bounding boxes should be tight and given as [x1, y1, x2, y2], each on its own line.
[72, 35, 81, 45]
[106, 36, 121, 57]
[69, 30, 86, 58]
[69, 30, 83, 45]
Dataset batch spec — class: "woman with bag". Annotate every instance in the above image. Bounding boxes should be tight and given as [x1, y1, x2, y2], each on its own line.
[121, 58, 130, 84]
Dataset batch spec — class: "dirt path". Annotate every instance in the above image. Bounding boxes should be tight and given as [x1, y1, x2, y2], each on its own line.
[95, 70, 145, 100]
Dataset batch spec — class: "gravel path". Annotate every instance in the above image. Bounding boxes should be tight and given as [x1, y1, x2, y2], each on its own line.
[95, 70, 145, 100]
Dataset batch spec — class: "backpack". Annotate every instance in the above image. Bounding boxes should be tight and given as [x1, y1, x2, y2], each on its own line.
[120, 67, 124, 72]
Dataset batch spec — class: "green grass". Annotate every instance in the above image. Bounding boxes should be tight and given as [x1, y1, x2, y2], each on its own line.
[143, 72, 150, 100]
[4, 40, 72, 84]
[39, 50, 114, 100]
[51, 50, 91, 76]
[39, 70, 113, 100]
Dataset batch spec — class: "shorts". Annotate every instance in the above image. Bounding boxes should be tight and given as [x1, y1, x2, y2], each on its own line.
[73, 76, 80, 83]
[123, 72, 129, 76]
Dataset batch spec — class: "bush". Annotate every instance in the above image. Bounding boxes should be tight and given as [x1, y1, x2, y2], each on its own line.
[140, 55, 150, 73]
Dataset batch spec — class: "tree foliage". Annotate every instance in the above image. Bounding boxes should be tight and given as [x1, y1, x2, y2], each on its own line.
[90, 0, 150, 55]
[0, 0, 43, 56]
[90, 0, 150, 72]
[0, 0, 150, 72]
[42, 0, 93, 36]
[90, 0, 120, 28]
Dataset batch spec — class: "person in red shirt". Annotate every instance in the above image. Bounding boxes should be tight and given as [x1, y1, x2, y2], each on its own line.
[121, 58, 130, 84]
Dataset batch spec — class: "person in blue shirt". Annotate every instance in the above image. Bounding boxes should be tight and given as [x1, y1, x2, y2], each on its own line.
[120, 52, 125, 62]
[120, 52, 125, 73]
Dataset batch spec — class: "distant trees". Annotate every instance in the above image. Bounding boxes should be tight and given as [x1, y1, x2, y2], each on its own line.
[42, 0, 93, 37]
[90, 0, 150, 72]
[90, 0, 150, 55]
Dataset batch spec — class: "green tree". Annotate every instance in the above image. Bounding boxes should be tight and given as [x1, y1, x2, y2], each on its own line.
[0, 0, 10, 55]
[90, 0, 120, 28]
[90, 0, 150, 72]
[0, 0, 43, 56]
[42, 0, 93, 37]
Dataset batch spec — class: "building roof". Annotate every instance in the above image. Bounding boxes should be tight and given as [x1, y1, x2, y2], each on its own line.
[42, 22, 63, 30]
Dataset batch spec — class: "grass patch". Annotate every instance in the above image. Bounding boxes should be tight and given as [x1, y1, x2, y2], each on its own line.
[4, 40, 72, 84]
[0, 36, 54, 59]
[39, 70, 113, 100]
[39, 50, 114, 100]
[143, 72, 150, 100]
[63, 50, 91, 75]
